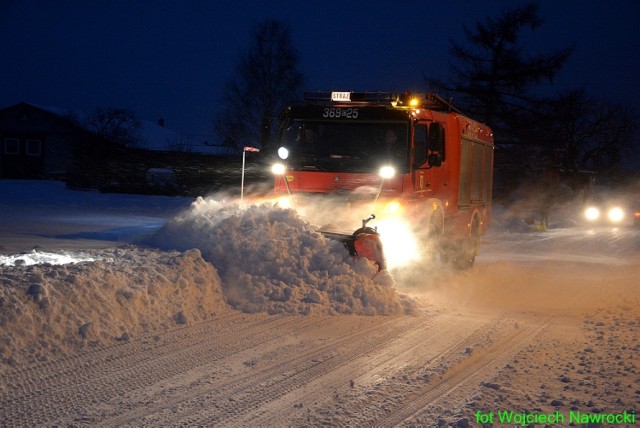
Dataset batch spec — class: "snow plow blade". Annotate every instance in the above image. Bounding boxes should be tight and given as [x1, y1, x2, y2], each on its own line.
[318, 214, 387, 271]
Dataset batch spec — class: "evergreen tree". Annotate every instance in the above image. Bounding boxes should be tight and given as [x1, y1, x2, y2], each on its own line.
[536, 90, 637, 176]
[433, 1, 573, 137]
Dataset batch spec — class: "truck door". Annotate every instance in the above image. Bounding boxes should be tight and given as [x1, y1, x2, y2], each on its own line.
[413, 121, 447, 195]
[427, 122, 447, 195]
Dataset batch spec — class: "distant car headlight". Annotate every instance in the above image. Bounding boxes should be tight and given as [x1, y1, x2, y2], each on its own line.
[584, 206, 600, 221]
[607, 207, 624, 223]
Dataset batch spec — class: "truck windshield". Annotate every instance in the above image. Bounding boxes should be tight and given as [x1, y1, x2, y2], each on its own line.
[280, 120, 409, 173]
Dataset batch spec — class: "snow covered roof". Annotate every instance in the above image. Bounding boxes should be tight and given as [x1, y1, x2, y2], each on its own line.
[19, 103, 235, 156]
[132, 118, 236, 156]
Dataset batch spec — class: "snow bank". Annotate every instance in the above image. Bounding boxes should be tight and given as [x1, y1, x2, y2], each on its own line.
[0, 247, 228, 370]
[0, 189, 416, 372]
[147, 197, 415, 316]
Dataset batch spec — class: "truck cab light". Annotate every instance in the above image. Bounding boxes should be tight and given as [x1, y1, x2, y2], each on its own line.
[277, 147, 289, 160]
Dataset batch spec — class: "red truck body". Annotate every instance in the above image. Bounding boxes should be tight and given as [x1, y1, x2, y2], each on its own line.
[269, 91, 494, 268]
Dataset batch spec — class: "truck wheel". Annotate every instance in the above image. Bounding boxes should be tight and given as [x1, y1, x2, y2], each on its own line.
[451, 239, 476, 269]
[422, 208, 444, 265]
[451, 219, 480, 270]
[423, 223, 440, 263]
[441, 217, 479, 269]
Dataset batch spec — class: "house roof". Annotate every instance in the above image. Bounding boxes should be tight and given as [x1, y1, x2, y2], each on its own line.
[1, 102, 235, 155]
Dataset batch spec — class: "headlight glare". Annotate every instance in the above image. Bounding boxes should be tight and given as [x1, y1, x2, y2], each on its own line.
[608, 207, 624, 223]
[277, 146, 289, 160]
[271, 163, 286, 175]
[584, 206, 600, 221]
[379, 165, 395, 179]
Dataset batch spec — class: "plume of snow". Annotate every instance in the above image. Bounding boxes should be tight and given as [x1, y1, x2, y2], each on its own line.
[147, 197, 415, 315]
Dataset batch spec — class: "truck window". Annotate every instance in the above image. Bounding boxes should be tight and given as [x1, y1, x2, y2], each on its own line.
[413, 123, 427, 167]
[279, 119, 409, 174]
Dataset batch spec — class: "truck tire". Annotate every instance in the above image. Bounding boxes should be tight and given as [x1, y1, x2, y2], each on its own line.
[443, 217, 479, 270]
[423, 208, 444, 265]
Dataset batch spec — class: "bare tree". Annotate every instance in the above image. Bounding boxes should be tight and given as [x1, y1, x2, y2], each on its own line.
[85, 107, 142, 147]
[537, 90, 637, 175]
[215, 19, 303, 151]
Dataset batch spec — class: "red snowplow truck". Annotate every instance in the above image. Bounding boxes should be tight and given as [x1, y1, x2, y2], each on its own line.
[268, 91, 494, 270]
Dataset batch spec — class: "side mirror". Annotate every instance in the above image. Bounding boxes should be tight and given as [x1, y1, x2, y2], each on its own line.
[427, 123, 445, 167]
[413, 123, 428, 167]
[428, 123, 444, 152]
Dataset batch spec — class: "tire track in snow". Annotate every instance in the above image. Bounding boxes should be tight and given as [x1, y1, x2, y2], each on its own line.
[372, 315, 553, 427]
[110, 315, 428, 426]
[2, 312, 245, 400]
[269, 311, 515, 427]
[240, 312, 494, 427]
[0, 313, 327, 426]
[1, 312, 551, 427]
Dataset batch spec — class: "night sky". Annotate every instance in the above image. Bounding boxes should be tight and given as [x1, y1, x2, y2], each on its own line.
[1, 0, 639, 140]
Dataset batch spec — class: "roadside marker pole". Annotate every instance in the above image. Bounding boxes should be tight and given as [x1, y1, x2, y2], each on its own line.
[241, 146, 260, 203]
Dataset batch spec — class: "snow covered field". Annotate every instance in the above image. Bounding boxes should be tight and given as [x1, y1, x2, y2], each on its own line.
[1, 179, 639, 426]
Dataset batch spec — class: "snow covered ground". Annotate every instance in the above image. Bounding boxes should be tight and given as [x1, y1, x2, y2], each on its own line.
[1, 179, 639, 425]
[0, 179, 191, 254]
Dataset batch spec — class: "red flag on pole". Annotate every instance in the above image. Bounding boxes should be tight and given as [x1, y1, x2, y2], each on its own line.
[243, 146, 260, 152]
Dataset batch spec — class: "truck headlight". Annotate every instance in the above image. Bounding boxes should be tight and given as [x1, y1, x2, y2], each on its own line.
[277, 147, 289, 160]
[271, 163, 286, 175]
[379, 165, 395, 179]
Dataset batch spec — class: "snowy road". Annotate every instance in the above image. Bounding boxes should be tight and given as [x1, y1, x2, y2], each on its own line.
[2, 266, 638, 426]
[1, 180, 639, 426]
[2, 310, 549, 426]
